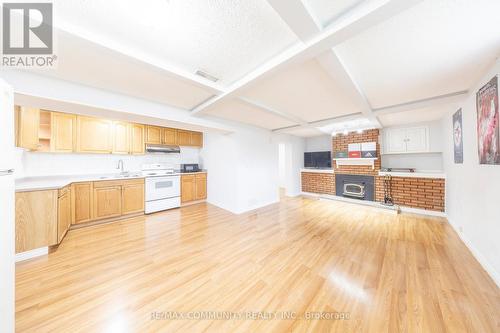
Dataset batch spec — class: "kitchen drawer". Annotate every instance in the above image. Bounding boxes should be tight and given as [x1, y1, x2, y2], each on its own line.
[93, 178, 143, 188]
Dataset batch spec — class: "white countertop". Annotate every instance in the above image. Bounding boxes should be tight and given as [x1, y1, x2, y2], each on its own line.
[301, 168, 334, 174]
[15, 170, 208, 192]
[378, 171, 446, 179]
[300, 168, 445, 179]
[15, 173, 145, 192]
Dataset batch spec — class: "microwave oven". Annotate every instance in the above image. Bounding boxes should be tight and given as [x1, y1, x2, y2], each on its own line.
[181, 164, 200, 173]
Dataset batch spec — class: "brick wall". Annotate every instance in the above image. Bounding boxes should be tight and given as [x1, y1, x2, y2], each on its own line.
[332, 129, 381, 175]
[375, 176, 445, 212]
[300, 128, 445, 212]
[301, 172, 335, 195]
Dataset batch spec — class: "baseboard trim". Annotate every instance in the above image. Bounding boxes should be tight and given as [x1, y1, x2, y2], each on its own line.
[399, 206, 447, 218]
[301, 192, 446, 218]
[448, 220, 500, 288]
[15, 247, 48, 262]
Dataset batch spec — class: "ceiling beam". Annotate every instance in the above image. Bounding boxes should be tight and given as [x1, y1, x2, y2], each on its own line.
[191, 0, 422, 115]
[267, 0, 320, 41]
[237, 97, 307, 126]
[373, 90, 469, 115]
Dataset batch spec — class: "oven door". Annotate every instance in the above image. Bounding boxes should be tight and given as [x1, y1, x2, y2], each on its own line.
[145, 175, 180, 201]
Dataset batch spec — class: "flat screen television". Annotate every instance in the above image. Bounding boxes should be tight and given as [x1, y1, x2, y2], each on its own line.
[304, 151, 331, 168]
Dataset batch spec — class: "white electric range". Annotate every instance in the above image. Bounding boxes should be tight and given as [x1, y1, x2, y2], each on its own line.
[141, 164, 180, 214]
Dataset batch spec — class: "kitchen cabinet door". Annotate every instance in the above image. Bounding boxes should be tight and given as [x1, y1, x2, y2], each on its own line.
[130, 123, 145, 154]
[177, 130, 192, 146]
[194, 173, 207, 200]
[15, 190, 58, 253]
[16, 106, 40, 150]
[76, 116, 113, 153]
[122, 181, 144, 215]
[72, 182, 93, 224]
[191, 132, 203, 147]
[51, 112, 76, 153]
[57, 188, 71, 243]
[113, 121, 130, 154]
[405, 126, 429, 153]
[385, 128, 407, 154]
[146, 126, 162, 144]
[93, 185, 122, 220]
[181, 174, 195, 203]
[162, 128, 177, 145]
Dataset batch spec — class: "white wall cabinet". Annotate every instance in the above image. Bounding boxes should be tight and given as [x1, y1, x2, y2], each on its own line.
[384, 126, 429, 154]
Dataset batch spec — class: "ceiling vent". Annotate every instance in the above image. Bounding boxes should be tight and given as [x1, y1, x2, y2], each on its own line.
[195, 70, 219, 82]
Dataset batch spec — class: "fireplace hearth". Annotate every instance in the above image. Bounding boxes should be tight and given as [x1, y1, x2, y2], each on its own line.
[335, 174, 374, 201]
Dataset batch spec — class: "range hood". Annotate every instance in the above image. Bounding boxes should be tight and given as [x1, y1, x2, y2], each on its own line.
[145, 144, 180, 154]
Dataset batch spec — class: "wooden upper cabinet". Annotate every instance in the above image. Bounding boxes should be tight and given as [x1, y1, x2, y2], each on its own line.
[72, 182, 93, 224]
[15, 190, 58, 253]
[191, 132, 203, 147]
[162, 128, 177, 145]
[16, 106, 40, 150]
[195, 173, 207, 200]
[51, 112, 76, 153]
[130, 124, 145, 154]
[112, 121, 130, 154]
[122, 180, 145, 215]
[146, 126, 162, 144]
[181, 174, 195, 203]
[177, 130, 192, 146]
[57, 187, 71, 243]
[76, 116, 113, 154]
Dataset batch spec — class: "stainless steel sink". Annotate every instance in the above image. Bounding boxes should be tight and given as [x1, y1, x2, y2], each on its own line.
[98, 173, 141, 180]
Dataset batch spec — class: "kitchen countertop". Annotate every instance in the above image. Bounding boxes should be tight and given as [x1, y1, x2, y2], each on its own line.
[378, 171, 446, 179]
[300, 168, 334, 174]
[15, 170, 208, 192]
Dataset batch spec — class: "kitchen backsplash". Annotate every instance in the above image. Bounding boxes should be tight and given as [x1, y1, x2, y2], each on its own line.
[13, 147, 200, 178]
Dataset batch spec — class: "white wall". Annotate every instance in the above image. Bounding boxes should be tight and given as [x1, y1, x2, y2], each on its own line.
[200, 123, 284, 214]
[278, 144, 286, 188]
[14, 147, 200, 178]
[305, 135, 331, 152]
[441, 59, 500, 286]
[381, 120, 444, 171]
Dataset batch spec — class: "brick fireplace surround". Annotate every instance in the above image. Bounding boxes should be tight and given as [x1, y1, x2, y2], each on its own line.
[301, 129, 445, 212]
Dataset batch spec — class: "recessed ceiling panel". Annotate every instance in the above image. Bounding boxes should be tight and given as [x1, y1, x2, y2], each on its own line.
[378, 105, 453, 127]
[241, 59, 360, 123]
[54, 0, 299, 84]
[303, 0, 365, 28]
[279, 126, 325, 137]
[38, 30, 215, 110]
[335, 0, 500, 109]
[204, 99, 297, 130]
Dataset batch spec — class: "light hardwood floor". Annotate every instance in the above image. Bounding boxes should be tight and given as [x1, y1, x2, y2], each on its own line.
[16, 196, 500, 332]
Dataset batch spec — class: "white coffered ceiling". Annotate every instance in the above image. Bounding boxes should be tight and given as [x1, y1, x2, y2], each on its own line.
[6, 0, 499, 137]
[335, 0, 500, 109]
[53, 0, 298, 85]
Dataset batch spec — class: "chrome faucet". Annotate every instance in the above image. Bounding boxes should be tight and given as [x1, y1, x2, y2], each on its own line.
[117, 159, 125, 174]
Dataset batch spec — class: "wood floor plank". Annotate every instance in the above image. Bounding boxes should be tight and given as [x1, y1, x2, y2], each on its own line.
[15, 197, 500, 332]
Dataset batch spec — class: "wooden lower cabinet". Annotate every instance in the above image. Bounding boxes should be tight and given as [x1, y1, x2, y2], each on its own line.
[57, 186, 72, 243]
[16, 179, 146, 253]
[181, 173, 207, 203]
[181, 175, 195, 203]
[72, 182, 93, 224]
[195, 173, 207, 200]
[122, 180, 145, 215]
[89, 179, 145, 221]
[93, 183, 122, 220]
[15, 190, 58, 253]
